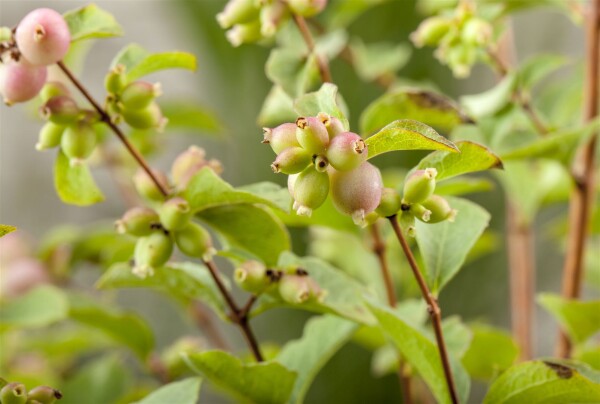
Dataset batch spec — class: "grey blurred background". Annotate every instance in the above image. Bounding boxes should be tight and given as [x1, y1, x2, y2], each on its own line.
[0, 0, 587, 402]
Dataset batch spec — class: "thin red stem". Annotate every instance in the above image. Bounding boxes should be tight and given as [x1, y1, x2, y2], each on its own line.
[291, 14, 332, 83]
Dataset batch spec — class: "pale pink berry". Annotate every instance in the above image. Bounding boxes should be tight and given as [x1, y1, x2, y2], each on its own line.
[1, 258, 49, 298]
[0, 58, 47, 105]
[15, 8, 71, 66]
[326, 132, 367, 171]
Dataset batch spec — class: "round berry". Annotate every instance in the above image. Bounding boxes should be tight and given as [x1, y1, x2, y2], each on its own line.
[420, 195, 457, 223]
[133, 231, 174, 278]
[271, 147, 311, 174]
[61, 122, 97, 166]
[234, 260, 269, 293]
[263, 123, 299, 154]
[39, 80, 70, 103]
[171, 146, 222, 190]
[115, 207, 160, 237]
[376, 187, 402, 218]
[326, 131, 367, 171]
[133, 168, 169, 201]
[36, 122, 64, 151]
[40, 95, 79, 124]
[317, 112, 345, 139]
[15, 8, 71, 66]
[296, 116, 329, 154]
[287, 0, 327, 17]
[174, 222, 216, 261]
[159, 197, 192, 231]
[121, 81, 161, 110]
[402, 168, 437, 204]
[0, 58, 47, 105]
[122, 101, 167, 131]
[292, 166, 330, 217]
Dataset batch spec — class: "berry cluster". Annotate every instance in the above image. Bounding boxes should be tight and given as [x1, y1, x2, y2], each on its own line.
[264, 113, 384, 226]
[217, 0, 327, 47]
[0, 8, 70, 104]
[1, 381, 61, 404]
[117, 146, 222, 278]
[410, 2, 492, 78]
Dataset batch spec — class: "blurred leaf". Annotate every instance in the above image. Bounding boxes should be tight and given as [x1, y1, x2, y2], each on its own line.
[161, 101, 222, 135]
[258, 86, 297, 127]
[0, 286, 68, 330]
[415, 197, 491, 294]
[414, 141, 503, 181]
[64, 4, 123, 42]
[464, 231, 500, 264]
[435, 177, 495, 196]
[68, 294, 154, 359]
[439, 316, 472, 359]
[366, 120, 459, 159]
[371, 344, 399, 377]
[277, 197, 356, 232]
[483, 360, 600, 404]
[294, 83, 349, 129]
[184, 350, 296, 404]
[461, 74, 516, 118]
[518, 54, 568, 90]
[97, 262, 226, 317]
[237, 182, 291, 212]
[277, 315, 357, 404]
[54, 150, 104, 206]
[462, 324, 519, 381]
[574, 346, 600, 371]
[537, 69, 583, 128]
[199, 204, 290, 266]
[111, 44, 196, 81]
[315, 30, 348, 59]
[360, 89, 469, 136]
[350, 40, 411, 83]
[133, 378, 202, 404]
[324, 0, 392, 28]
[266, 48, 320, 98]
[61, 355, 131, 404]
[0, 224, 16, 238]
[538, 294, 600, 345]
[366, 298, 471, 404]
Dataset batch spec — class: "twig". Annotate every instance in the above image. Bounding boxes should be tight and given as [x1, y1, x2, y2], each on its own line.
[556, 0, 600, 358]
[291, 14, 332, 83]
[388, 216, 459, 404]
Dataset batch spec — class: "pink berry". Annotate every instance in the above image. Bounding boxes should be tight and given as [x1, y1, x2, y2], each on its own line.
[0, 58, 47, 105]
[15, 8, 71, 66]
[263, 123, 299, 154]
[326, 131, 367, 171]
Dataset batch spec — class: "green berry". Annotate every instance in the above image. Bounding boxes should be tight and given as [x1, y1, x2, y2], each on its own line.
[36, 122, 64, 150]
[133, 231, 173, 278]
[234, 260, 269, 293]
[278, 273, 325, 304]
[122, 101, 167, 131]
[26, 386, 62, 404]
[411, 16, 452, 47]
[40, 95, 79, 124]
[133, 169, 169, 201]
[287, 0, 327, 17]
[174, 222, 216, 261]
[292, 166, 329, 217]
[39, 81, 70, 103]
[263, 123, 300, 154]
[410, 203, 432, 222]
[115, 207, 160, 236]
[121, 81, 161, 110]
[271, 147, 311, 174]
[0, 383, 27, 404]
[217, 0, 260, 29]
[326, 131, 367, 171]
[296, 116, 329, 154]
[159, 197, 192, 231]
[461, 17, 491, 45]
[60, 122, 97, 166]
[225, 20, 262, 47]
[260, 0, 289, 37]
[402, 168, 437, 204]
[376, 187, 402, 217]
[420, 195, 457, 223]
[104, 64, 126, 95]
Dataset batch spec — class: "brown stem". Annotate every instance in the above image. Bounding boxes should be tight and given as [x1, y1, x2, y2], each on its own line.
[56, 61, 169, 197]
[291, 14, 332, 83]
[556, 0, 600, 358]
[388, 216, 459, 404]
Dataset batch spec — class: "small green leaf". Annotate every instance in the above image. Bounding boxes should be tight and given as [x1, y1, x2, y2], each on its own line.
[366, 298, 471, 404]
[0, 224, 16, 238]
[237, 182, 291, 212]
[415, 197, 491, 293]
[518, 54, 568, 90]
[64, 4, 123, 42]
[133, 378, 202, 404]
[462, 324, 519, 381]
[435, 178, 495, 196]
[184, 350, 296, 404]
[266, 48, 320, 98]
[161, 101, 222, 135]
[366, 120, 459, 159]
[258, 85, 297, 127]
[111, 44, 197, 81]
[324, 0, 392, 28]
[277, 315, 357, 404]
[538, 294, 600, 345]
[350, 40, 411, 82]
[484, 360, 600, 404]
[54, 150, 105, 206]
[414, 141, 503, 182]
[461, 73, 516, 118]
[0, 285, 69, 329]
[294, 83, 349, 129]
[360, 89, 470, 136]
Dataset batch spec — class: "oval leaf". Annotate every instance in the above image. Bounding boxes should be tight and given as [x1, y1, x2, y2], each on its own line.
[54, 150, 104, 206]
[111, 44, 197, 81]
[0, 285, 69, 330]
[64, 4, 123, 42]
[133, 378, 202, 404]
[294, 83, 349, 129]
[266, 48, 320, 99]
[538, 293, 600, 345]
[462, 324, 519, 381]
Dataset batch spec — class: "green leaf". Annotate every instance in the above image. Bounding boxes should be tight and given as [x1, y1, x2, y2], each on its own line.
[324, 0, 392, 28]
[538, 294, 600, 345]
[0, 224, 16, 238]
[366, 298, 471, 404]
[0, 286, 69, 329]
[294, 83, 349, 129]
[277, 196, 355, 232]
[414, 141, 503, 181]
[462, 324, 519, 381]
[161, 101, 222, 135]
[237, 182, 291, 212]
[68, 294, 154, 359]
[184, 350, 296, 404]
[440, 316, 472, 359]
[97, 262, 226, 317]
[518, 54, 568, 90]
[277, 315, 357, 404]
[415, 197, 491, 293]
[258, 85, 297, 127]
[360, 89, 470, 136]
[350, 40, 411, 82]
[54, 150, 105, 206]
[484, 360, 600, 404]
[365, 120, 459, 159]
[199, 204, 290, 266]
[63, 4, 123, 42]
[266, 48, 320, 98]
[133, 378, 202, 404]
[111, 44, 197, 81]
[435, 178, 495, 196]
[461, 73, 516, 118]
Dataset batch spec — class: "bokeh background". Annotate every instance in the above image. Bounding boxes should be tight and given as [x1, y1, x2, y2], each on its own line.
[0, 0, 589, 402]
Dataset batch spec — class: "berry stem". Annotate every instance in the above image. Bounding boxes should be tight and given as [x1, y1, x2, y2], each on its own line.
[291, 13, 332, 83]
[56, 60, 169, 197]
[556, 0, 600, 358]
[388, 215, 459, 404]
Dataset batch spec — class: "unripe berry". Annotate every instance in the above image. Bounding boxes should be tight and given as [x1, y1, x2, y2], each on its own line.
[121, 81, 161, 110]
[402, 168, 437, 204]
[330, 162, 383, 226]
[36, 122, 64, 151]
[104, 65, 126, 95]
[313, 155, 329, 173]
[15, 8, 70, 66]
[279, 273, 325, 304]
[287, 173, 298, 195]
[326, 132, 367, 171]
[296, 116, 329, 154]
[0, 27, 12, 42]
[411, 16, 451, 47]
[420, 195, 457, 223]
[0, 58, 47, 105]
[226, 20, 262, 47]
[171, 146, 223, 190]
[115, 207, 160, 236]
[317, 112, 345, 139]
[217, 0, 260, 29]
[271, 147, 311, 174]
[0, 382, 27, 404]
[292, 167, 329, 217]
[39, 81, 70, 103]
[400, 211, 416, 237]
[40, 95, 79, 124]
[376, 187, 402, 217]
[133, 231, 174, 278]
[26, 386, 62, 404]
[461, 18, 492, 45]
[410, 203, 432, 222]
[159, 197, 192, 231]
[260, 1, 289, 37]
[234, 260, 269, 293]
[174, 222, 216, 261]
[287, 0, 327, 17]
[262, 123, 299, 154]
[60, 122, 97, 166]
[133, 169, 169, 201]
[446, 44, 476, 78]
[122, 102, 167, 131]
